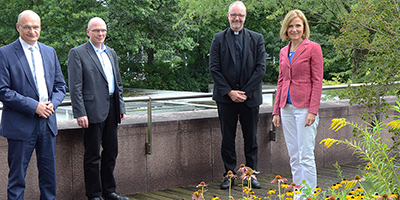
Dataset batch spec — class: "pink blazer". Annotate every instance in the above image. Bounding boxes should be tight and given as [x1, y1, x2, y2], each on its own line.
[273, 38, 323, 115]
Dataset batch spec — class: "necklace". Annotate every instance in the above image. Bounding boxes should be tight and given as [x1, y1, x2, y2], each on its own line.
[290, 42, 301, 52]
[289, 41, 302, 57]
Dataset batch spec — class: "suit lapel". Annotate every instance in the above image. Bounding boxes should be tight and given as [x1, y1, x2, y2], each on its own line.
[290, 39, 308, 64]
[85, 42, 107, 82]
[14, 40, 38, 95]
[38, 43, 51, 96]
[225, 29, 236, 66]
[242, 28, 250, 69]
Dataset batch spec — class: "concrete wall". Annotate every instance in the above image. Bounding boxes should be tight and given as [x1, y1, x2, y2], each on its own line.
[0, 98, 398, 199]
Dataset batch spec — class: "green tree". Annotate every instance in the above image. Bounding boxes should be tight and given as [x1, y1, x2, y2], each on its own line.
[332, 0, 400, 120]
[0, 0, 106, 84]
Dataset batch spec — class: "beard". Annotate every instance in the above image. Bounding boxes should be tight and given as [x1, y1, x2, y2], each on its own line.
[230, 22, 243, 30]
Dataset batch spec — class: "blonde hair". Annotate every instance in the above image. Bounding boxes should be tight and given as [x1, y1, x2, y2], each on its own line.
[279, 10, 310, 41]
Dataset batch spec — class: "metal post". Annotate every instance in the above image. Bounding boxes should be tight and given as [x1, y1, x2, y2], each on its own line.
[145, 97, 152, 155]
[269, 90, 277, 142]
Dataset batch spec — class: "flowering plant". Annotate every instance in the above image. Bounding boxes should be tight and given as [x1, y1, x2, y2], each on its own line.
[192, 164, 264, 200]
[318, 101, 400, 198]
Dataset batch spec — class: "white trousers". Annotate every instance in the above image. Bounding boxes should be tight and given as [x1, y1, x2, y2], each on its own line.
[281, 104, 319, 189]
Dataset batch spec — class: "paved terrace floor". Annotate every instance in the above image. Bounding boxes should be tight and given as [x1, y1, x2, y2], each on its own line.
[127, 163, 362, 200]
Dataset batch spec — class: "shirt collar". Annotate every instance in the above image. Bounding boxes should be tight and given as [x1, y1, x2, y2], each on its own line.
[230, 28, 243, 35]
[19, 37, 39, 51]
[89, 40, 107, 53]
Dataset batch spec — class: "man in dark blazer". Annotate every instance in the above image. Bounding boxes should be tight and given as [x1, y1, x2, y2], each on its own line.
[209, 1, 266, 189]
[68, 17, 127, 200]
[0, 10, 67, 199]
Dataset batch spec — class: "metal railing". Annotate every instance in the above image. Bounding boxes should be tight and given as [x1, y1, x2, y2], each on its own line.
[0, 83, 394, 155]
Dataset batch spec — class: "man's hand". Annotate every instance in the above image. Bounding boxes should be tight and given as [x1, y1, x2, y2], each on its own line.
[305, 113, 317, 127]
[120, 113, 126, 120]
[228, 90, 247, 103]
[77, 116, 89, 128]
[35, 101, 54, 118]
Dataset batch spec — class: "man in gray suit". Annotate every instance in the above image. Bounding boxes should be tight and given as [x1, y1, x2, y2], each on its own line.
[67, 17, 128, 200]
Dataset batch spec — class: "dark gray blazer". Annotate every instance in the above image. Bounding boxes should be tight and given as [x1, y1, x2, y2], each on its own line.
[68, 41, 125, 124]
[209, 28, 266, 108]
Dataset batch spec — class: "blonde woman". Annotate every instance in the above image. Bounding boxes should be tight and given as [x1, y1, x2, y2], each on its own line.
[272, 10, 323, 189]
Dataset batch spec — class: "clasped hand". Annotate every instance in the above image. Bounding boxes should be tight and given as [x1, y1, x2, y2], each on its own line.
[35, 101, 54, 118]
[228, 90, 247, 103]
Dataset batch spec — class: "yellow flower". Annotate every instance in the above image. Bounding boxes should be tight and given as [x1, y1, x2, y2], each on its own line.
[331, 184, 339, 190]
[389, 193, 399, 198]
[294, 189, 301, 195]
[345, 181, 357, 190]
[349, 189, 356, 195]
[364, 163, 372, 170]
[313, 191, 320, 197]
[278, 194, 285, 198]
[341, 179, 349, 185]
[355, 187, 363, 193]
[286, 191, 293, 197]
[268, 189, 276, 195]
[372, 193, 380, 199]
[314, 187, 322, 192]
[285, 198, 293, 200]
[320, 138, 340, 148]
[281, 183, 289, 189]
[212, 197, 221, 200]
[329, 118, 348, 131]
[386, 119, 400, 129]
[243, 186, 251, 194]
[346, 193, 355, 200]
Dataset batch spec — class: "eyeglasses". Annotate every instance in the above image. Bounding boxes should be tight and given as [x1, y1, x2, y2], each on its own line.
[229, 13, 246, 19]
[90, 29, 107, 33]
[18, 24, 40, 31]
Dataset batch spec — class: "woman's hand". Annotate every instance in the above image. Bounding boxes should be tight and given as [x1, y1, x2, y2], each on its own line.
[305, 113, 317, 127]
[272, 115, 281, 127]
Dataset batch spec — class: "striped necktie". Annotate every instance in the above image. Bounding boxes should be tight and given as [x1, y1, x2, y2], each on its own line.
[29, 47, 48, 102]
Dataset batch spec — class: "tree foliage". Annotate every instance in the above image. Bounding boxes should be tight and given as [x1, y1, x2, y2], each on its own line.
[0, 0, 399, 117]
[332, 0, 400, 120]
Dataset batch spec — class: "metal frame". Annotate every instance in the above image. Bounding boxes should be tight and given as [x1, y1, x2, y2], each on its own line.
[1, 83, 395, 155]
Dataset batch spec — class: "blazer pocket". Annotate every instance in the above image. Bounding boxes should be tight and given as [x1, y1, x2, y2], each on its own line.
[83, 94, 94, 101]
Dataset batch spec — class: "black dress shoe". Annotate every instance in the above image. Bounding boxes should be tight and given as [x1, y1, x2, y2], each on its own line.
[250, 178, 261, 189]
[220, 178, 234, 189]
[89, 198, 104, 200]
[103, 192, 130, 200]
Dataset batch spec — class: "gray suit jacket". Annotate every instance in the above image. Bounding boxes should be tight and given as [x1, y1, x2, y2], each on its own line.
[68, 41, 125, 124]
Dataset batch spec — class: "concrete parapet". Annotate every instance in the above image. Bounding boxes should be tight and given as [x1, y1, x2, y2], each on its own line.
[0, 97, 398, 199]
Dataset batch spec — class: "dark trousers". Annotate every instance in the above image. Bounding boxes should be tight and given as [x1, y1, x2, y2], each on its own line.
[7, 118, 57, 200]
[217, 102, 259, 176]
[84, 96, 118, 198]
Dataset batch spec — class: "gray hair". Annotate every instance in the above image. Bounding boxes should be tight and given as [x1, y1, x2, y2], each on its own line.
[228, 1, 246, 13]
